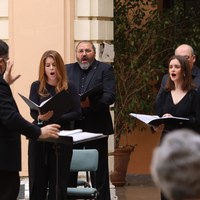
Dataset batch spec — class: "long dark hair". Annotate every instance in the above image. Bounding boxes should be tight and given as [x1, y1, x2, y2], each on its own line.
[165, 55, 194, 91]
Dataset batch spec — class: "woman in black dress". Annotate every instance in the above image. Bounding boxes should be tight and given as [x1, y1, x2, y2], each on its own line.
[28, 50, 81, 200]
[155, 55, 200, 200]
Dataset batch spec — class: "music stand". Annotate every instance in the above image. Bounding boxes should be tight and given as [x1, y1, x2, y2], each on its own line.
[73, 134, 107, 145]
[39, 136, 73, 200]
[39, 134, 106, 200]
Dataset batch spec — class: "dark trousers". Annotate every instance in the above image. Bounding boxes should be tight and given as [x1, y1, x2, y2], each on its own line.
[0, 170, 20, 200]
[85, 137, 110, 200]
[28, 141, 73, 200]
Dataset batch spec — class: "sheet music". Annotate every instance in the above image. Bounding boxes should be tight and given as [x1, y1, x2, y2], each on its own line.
[59, 130, 103, 142]
[130, 113, 160, 124]
[59, 129, 83, 136]
[130, 113, 189, 127]
[72, 132, 103, 142]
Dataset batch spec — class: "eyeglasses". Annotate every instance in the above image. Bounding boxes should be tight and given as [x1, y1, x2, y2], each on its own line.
[77, 49, 93, 54]
[182, 55, 194, 60]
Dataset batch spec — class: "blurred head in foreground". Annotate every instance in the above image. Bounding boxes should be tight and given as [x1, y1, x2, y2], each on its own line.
[151, 129, 200, 200]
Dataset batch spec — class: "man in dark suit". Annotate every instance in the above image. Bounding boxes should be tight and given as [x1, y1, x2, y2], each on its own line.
[0, 39, 60, 200]
[66, 40, 116, 200]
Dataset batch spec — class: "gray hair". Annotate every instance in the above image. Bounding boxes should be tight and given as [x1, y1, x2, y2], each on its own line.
[151, 129, 200, 200]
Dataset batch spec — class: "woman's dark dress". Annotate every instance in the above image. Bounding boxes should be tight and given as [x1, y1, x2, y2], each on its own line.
[28, 81, 81, 200]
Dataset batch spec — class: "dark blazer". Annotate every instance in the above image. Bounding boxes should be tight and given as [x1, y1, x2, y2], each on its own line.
[0, 76, 40, 171]
[66, 59, 116, 135]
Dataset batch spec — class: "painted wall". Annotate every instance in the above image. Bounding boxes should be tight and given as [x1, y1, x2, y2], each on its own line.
[8, 0, 75, 176]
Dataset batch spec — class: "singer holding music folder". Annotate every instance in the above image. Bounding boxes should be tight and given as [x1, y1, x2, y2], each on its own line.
[66, 41, 116, 200]
[155, 55, 200, 200]
[28, 50, 81, 200]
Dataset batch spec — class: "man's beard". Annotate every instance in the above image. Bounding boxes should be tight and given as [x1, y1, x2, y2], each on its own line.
[79, 62, 90, 70]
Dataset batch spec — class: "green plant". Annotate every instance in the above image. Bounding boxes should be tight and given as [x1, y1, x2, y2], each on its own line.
[113, 0, 200, 148]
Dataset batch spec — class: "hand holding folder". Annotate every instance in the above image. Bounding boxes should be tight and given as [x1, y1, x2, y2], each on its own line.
[130, 113, 189, 127]
[80, 84, 103, 101]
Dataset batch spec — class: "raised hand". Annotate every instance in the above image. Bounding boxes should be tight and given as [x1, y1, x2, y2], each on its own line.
[3, 59, 21, 85]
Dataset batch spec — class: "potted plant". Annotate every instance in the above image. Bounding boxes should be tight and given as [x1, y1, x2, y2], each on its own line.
[111, 0, 200, 186]
[110, 0, 163, 187]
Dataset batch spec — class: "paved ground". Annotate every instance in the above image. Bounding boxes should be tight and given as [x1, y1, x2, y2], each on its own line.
[18, 177, 161, 200]
[116, 185, 160, 200]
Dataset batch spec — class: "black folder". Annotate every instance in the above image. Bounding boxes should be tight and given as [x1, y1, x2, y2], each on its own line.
[19, 90, 73, 122]
[80, 84, 103, 101]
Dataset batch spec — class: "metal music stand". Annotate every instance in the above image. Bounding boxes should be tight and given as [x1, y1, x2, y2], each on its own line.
[39, 133, 106, 200]
[40, 136, 73, 200]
